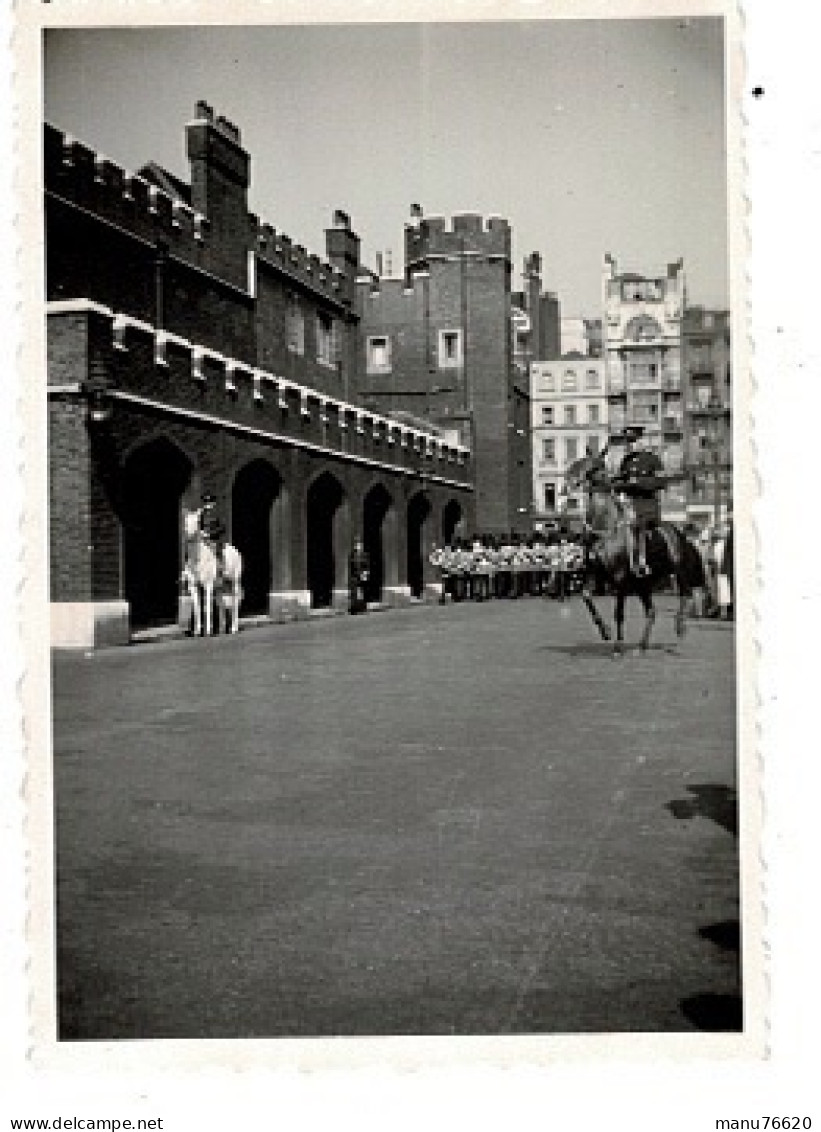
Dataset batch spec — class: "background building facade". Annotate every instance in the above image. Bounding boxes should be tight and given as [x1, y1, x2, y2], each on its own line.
[602, 254, 687, 521]
[530, 356, 608, 528]
[682, 306, 733, 527]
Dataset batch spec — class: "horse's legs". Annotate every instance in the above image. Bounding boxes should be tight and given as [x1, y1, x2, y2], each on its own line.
[203, 582, 213, 636]
[614, 589, 626, 654]
[674, 574, 688, 638]
[638, 584, 657, 652]
[582, 588, 611, 641]
[190, 585, 202, 637]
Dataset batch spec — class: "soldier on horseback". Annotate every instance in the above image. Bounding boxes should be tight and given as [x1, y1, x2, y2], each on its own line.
[608, 427, 665, 576]
[198, 492, 226, 580]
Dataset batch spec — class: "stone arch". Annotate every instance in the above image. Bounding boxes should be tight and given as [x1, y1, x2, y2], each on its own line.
[306, 470, 348, 609]
[407, 491, 432, 599]
[361, 482, 397, 603]
[230, 458, 284, 616]
[121, 435, 194, 629]
[442, 498, 464, 546]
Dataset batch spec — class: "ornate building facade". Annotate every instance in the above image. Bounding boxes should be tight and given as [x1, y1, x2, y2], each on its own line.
[602, 254, 688, 521]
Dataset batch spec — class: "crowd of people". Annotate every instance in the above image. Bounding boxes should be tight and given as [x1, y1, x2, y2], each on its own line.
[429, 532, 587, 603]
[692, 520, 734, 620]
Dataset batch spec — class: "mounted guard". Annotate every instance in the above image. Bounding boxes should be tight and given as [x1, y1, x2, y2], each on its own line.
[566, 427, 704, 653]
[182, 493, 243, 636]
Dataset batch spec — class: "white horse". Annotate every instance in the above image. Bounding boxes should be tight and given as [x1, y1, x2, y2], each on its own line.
[182, 509, 243, 636]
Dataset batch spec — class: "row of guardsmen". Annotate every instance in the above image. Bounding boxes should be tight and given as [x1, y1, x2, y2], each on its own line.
[429, 533, 586, 603]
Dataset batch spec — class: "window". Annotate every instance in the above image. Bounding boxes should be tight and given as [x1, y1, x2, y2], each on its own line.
[561, 368, 578, 392]
[286, 294, 305, 355]
[585, 368, 600, 390]
[316, 312, 336, 366]
[629, 361, 659, 384]
[544, 482, 556, 511]
[539, 369, 555, 393]
[564, 405, 576, 426]
[587, 403, 599, 424]
[542, 438, 556, 463]
[367, 335, 391, 374]
[541, 406, 554, 426]
[586, 435, 600, 456]
[438, 328, 463, 368]
[565, 438, 578, 463]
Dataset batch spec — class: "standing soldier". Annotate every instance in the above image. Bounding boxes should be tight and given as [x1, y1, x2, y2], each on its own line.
[348, 536, 370, 614]
[429, 542, 447, 604]
[471, 535, 492, 602]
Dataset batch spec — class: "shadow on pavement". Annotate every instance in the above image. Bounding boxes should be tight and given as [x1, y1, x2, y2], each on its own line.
[679, 919, 742, 1032]
[540, 642, 680, 659]
[680, 992, 743, 1031]
[699, 919, 741, 952]
[665, 784, 737, 836]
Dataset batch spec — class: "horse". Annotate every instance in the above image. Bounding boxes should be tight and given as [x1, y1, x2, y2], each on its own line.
[182, 509, 244, 636]
[566, 458, 705, 654]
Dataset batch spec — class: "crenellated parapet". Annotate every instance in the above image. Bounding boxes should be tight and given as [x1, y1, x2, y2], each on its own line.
[46, 300, 472, 482]
[405, 213, 511, 268]
[252, 217, 350, 308]
[46, 119, 357, 312]
[45, 124, 214, 269]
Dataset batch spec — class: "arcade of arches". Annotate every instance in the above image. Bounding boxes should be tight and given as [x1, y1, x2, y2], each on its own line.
[110, 436, 470, 634]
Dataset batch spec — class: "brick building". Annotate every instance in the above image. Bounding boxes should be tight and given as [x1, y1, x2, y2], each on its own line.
[681, 306, 733, 527]
[354, 214, 543, 534]
[46, 104, 473, 647]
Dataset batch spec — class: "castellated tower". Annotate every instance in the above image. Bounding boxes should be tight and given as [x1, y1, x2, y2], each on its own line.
[357, 212, 529, 534]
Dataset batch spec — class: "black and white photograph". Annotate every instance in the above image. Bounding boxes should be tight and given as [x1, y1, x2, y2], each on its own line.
[3, 0, 787, 1084]
[35, 11, 753, 1048]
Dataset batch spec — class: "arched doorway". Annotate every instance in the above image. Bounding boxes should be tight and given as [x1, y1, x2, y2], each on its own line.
[362, 483, 394, 603]
[443, 499, 464, 546]
[306, 472, 345, 609]
[231, 460, 281, 616]
[407, 491, 432, 598]
[122, 437, 193, 629]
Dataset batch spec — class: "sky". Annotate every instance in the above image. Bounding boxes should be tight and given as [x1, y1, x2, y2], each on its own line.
[43, 19, 728, 317]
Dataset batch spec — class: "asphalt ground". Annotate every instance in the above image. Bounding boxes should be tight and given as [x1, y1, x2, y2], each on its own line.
[52, 594, 740, 1039]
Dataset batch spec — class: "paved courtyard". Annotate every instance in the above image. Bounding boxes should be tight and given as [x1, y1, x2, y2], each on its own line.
[52, 595, 740, 1038]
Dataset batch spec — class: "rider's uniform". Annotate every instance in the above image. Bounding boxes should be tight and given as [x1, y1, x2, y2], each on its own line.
[611, 449, 664, 572]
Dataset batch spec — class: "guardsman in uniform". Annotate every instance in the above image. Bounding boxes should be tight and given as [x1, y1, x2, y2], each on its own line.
[500, 534, 515, 599]
[429, 542, 447, 604]
[199, 492, 226, 627]
[199, 492, 225, 553]
[512, 537, 529, 599]
[471, 536, 492, 602]
[348, 536, 370, 614]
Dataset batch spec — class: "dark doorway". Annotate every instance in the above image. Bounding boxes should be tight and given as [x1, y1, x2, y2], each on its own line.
[306, 473, 345, 609]
[232, 460, 280, 616]
[407, 492, 431, 598]
[362, 484, 392, 603]
[122, 438, 192, 629]
[443, 499, 463, 546]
